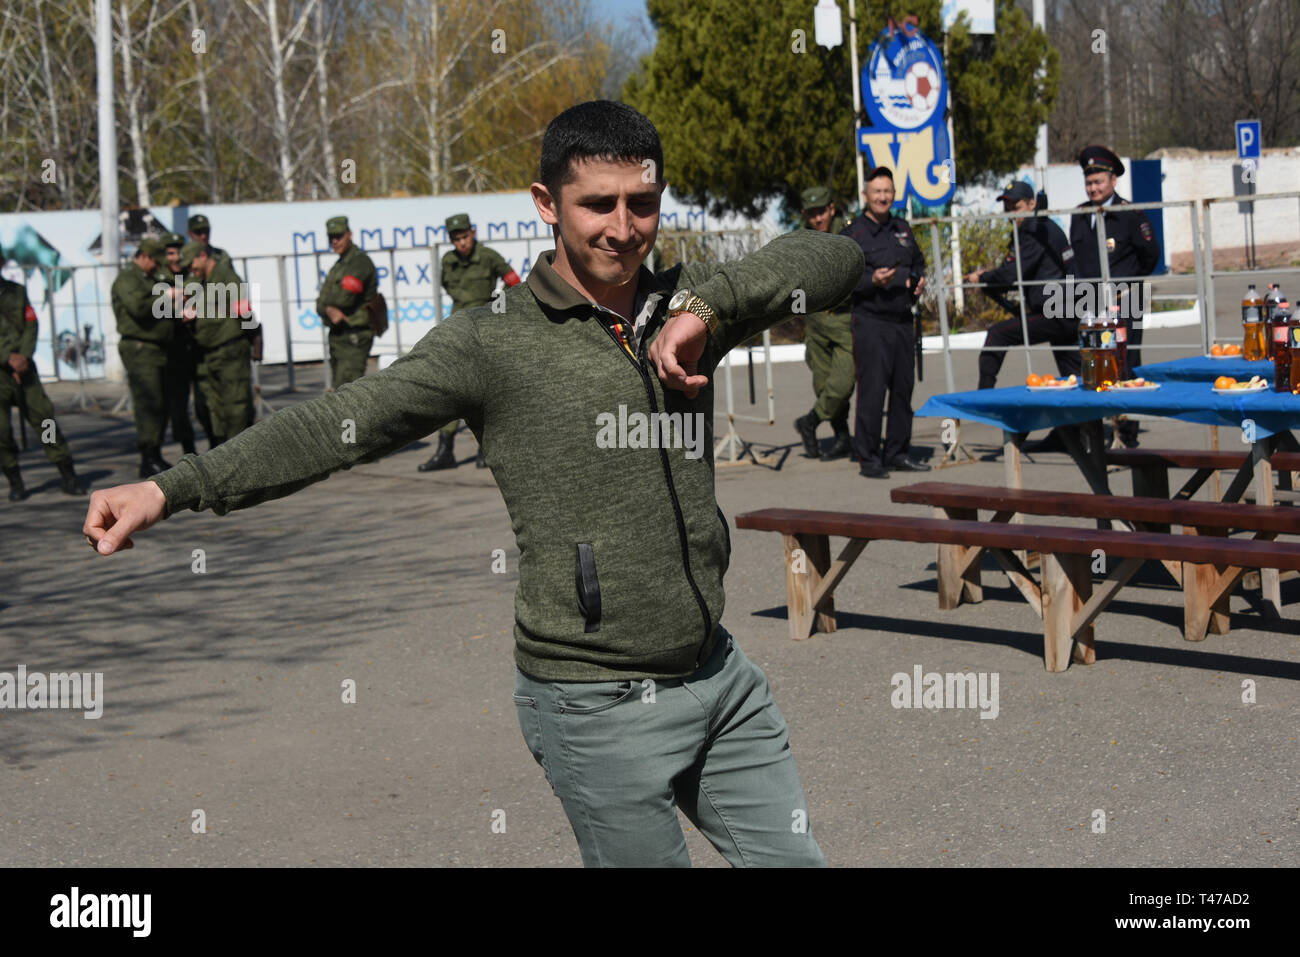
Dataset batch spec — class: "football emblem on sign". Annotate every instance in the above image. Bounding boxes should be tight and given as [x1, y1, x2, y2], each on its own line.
[904, 63, 940, 113]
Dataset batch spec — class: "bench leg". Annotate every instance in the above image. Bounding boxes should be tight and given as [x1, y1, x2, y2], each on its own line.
[1183, 561, 1236, 641]
[1131, 463, 1170, 500]
[783, 533, 835, 640]
[1041, 552, 1092, 673]
[936, 506, 982, 609]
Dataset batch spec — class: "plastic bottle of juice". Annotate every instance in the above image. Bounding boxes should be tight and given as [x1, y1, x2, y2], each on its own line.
[1110, 304, 1128, 380]
[1079, 311, 1099, 390]
[1282, 299, 1300, 394]
[1242, 283, 1266, 361]
[1093, 309, 1120, 387]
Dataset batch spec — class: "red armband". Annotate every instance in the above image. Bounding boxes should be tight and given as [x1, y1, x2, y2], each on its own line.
[24, 305, 37, 322]
[341, 275, 364, 294]
[502, 270, 521, 287]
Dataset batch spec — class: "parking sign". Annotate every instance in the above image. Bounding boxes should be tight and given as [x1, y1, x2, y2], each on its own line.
[1236, 120, 1261, 160]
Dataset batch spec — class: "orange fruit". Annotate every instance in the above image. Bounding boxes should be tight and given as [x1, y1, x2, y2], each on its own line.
[1026, 373, 1043, 387]
[1225, 343, 1241, 356]
[1211, 344, 1224, 356]
[1214, 376, 1235, 389]
[1043, 374, 1057, 383]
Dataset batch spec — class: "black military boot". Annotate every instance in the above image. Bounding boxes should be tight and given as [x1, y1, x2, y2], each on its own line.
[418, 434, 456, 471]
[5, 466, 26, 502]
[821, 415, 852, 460]
[57, 461, 84, 495]
[793, 408, 821, 458]
[138, 447, 168, 478]
[181, 439, 197, 455]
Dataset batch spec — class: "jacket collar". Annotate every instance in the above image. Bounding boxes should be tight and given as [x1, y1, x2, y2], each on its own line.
[526, 249, 665, 314]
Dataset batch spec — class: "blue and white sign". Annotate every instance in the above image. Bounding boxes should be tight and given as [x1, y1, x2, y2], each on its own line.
[859, 18, 955, 209]
[1236, 120, 1261, 160]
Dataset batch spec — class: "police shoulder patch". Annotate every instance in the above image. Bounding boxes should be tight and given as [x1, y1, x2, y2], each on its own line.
[1139, 221, 1153, 241]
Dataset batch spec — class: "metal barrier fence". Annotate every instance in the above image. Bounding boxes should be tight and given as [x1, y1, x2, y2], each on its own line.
[912, 190, 1300, 395]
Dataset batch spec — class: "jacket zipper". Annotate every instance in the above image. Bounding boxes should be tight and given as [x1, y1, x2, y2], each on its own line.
[595, 312, 714, 649]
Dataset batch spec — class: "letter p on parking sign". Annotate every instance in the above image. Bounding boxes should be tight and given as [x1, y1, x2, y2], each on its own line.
[1236, 120, 1261, 161]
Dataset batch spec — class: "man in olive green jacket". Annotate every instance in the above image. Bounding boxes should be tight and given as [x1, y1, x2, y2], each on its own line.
[85, 101, 863, 868]
[315, 216, 376, 388]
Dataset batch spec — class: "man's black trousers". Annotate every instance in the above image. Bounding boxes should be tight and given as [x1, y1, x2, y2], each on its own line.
[851, 314, 914, 467]
[977, 312, 1081, 389]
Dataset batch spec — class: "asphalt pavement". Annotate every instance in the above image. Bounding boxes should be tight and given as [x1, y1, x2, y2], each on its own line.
[1, 323, 1295, 867]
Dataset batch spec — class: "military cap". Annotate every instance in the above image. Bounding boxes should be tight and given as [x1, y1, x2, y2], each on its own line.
[326, 216, 349, 235]
[800, 186, 832, 210]
[137, 237, 167, 260]
[187, 213, 211, 231]
[445, 213, 472, 233]
[1079, 145, 1124, 177]
[163, 231, 185, 248]
[997, 180, 1035, 202]
[177, 240, 207, 269]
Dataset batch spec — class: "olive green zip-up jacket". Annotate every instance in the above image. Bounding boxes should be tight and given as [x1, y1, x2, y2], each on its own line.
[152, 230, 864, 681]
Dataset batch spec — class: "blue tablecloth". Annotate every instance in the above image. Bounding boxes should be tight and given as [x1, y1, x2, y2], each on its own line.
[1133, 355, 1274, 383]
[917, 380, 1300, 438]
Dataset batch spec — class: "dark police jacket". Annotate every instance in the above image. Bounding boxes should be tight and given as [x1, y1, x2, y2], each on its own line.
[979, 216, 1073, 315]
[1068, 193, 1160, 287]
[840, 212, 925, 323]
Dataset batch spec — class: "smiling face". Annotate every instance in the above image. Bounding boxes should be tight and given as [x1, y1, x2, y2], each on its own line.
[531, 158, 664, 299]
[805, 202, 836, 232]
[864, 176, 895, 219]
[1085, 171, 1116, 205]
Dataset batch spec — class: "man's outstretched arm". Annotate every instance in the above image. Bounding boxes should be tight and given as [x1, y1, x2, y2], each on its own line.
[84, 313, 484, 555]
[649, 230, 863, 396]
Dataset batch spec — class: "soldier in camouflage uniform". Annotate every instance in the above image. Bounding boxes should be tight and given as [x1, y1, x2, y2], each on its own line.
[418, 212, 520, 471]
[792, 187, 855, 460]
[1, 271, 82, 500]
[315, 216, 377, 388]
[112, 237, 181, 476]
[187, 214, 232, 269]
[179, 241, 256, 445]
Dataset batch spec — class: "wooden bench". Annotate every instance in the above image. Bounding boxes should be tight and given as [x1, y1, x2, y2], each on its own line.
[890, 481, 1300, 629]
[734, 508, 1300, 672]
[1105, 448, 1300, 501]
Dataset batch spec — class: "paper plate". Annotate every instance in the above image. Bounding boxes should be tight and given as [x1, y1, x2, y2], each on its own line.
[1111, 383, 1160, 391]
[1212, 384, 1268, 394]
[1206, 352, 1242, 360]
[1026, 385, 1079, 392]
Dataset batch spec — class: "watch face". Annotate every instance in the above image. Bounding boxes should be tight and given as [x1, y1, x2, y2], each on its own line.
[669, 289, 690, 311]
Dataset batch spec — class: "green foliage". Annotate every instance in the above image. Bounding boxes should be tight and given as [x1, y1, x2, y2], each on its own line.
[626, 0, 1058, 219]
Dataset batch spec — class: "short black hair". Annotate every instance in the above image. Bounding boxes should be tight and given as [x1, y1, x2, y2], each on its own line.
[865, 166, 894, 184]
[538, 100, 664, 199]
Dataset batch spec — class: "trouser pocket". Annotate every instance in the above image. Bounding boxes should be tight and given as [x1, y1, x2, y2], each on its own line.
[512, 691, 553, 788]
[575, 543, 601, 633]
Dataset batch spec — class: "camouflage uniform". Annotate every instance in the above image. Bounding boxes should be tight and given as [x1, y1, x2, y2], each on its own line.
[315, 215, 377, 388]
[179, 242, 253, 445]
[420, 212, 518, 471]
[112, 238, 178, 475]
[792, 187, 855, 460]
[0, 274, 82, 499]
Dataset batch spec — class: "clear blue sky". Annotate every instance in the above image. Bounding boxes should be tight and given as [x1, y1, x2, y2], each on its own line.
[596, 0, 652, 32]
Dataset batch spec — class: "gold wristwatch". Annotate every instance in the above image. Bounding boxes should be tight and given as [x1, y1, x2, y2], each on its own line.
[667, 289, 719, 338]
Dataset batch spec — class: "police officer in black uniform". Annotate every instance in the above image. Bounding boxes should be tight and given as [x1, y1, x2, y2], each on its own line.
[968, 181, 1077, 388]
[840, 166, 930, 479]
[1069, 145, 1161, 447]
